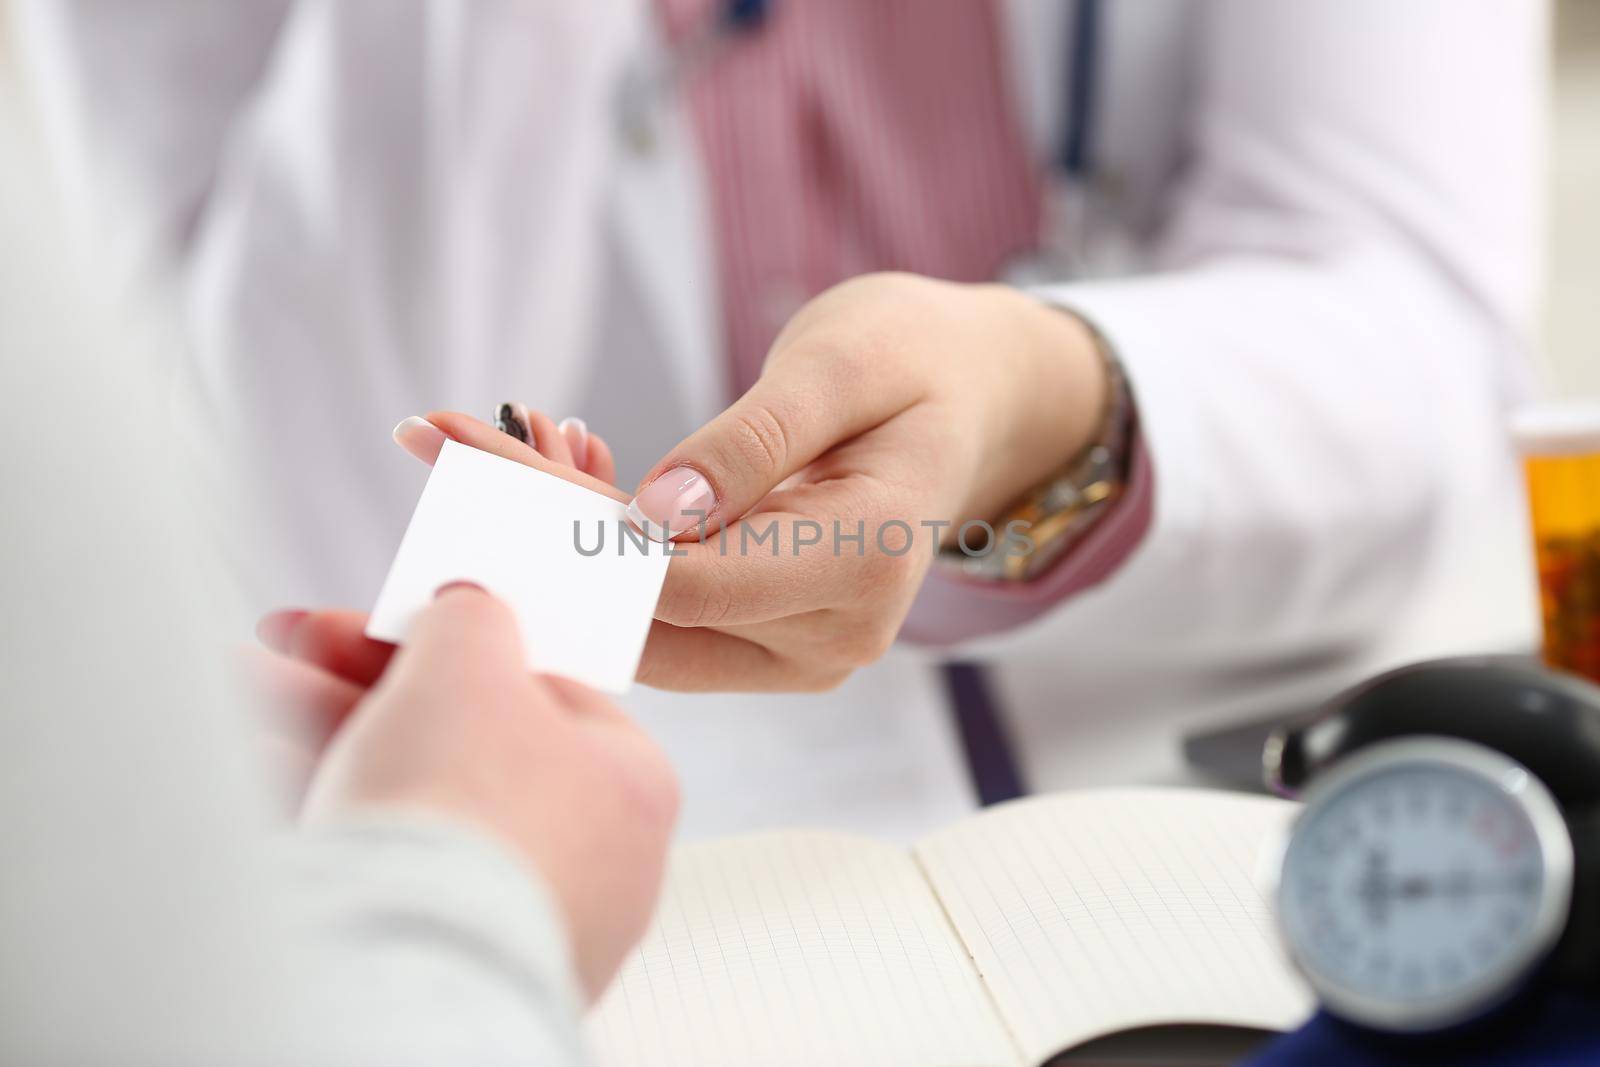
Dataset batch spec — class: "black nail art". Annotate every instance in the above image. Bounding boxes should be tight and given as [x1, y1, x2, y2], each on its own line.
[496, 403, 530, 443]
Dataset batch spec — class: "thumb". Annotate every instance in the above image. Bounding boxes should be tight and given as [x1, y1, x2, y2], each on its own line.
[626, 357, 913, 541]
[390, 583, 526, 685]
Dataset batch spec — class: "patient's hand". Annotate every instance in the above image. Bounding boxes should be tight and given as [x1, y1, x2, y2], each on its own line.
[252, 590, 679, 1003]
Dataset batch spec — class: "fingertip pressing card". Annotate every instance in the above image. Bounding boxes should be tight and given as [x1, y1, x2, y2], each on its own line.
[367, 439, 673, 693]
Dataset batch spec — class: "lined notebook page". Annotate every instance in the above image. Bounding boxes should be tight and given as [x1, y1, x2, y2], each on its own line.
[586, 831, 1019, 1067]
[914, 789, 1313, 1065]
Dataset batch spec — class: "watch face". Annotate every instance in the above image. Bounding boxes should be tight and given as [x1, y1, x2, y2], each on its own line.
[1276, 737, 1574, 1032]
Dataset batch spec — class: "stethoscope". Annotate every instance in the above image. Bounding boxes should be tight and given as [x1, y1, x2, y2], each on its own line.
[618, 0, 1108, 284]
[616, 0, 775, 156]
[621, 0, 1101, 171]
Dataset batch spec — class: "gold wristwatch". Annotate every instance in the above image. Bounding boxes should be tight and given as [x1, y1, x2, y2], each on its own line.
[942, 320, 1134, 582]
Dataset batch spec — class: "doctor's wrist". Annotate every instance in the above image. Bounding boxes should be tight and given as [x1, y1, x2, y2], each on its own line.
[955, 301, 1135, 582]
[961, 285, 1109, 525]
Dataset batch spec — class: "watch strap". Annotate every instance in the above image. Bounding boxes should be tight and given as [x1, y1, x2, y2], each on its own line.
[942, 317, 1133, 582]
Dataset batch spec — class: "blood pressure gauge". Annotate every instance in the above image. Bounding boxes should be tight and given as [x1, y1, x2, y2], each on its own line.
[1275, 737, 1574, 1032]
[1265, 659, 1600, 1036]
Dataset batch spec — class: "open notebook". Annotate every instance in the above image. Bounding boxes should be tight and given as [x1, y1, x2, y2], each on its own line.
[586, 788, 1314, 1067]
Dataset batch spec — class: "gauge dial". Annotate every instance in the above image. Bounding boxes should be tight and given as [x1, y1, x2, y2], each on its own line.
[1276, 737, 1573, 1032]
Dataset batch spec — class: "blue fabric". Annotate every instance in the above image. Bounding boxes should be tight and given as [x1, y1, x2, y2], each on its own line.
[1244, 995, 1600, 1067]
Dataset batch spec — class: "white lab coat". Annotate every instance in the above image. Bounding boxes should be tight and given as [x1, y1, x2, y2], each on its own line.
[17, 0, 1547, 840]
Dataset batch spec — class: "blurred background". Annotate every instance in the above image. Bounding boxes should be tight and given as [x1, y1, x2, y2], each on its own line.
[0, 2, 1590, 398]
[1546, 0, 1600, 399]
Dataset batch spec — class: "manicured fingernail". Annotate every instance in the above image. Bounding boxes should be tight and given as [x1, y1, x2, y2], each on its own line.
[256, 610, 308, 654]
[434, 580, 487, 599]
[495, 402, 531, 444]
[627, 466, 716, 542]
[393, 416, 448, 465]
[558, 416, 590, 468]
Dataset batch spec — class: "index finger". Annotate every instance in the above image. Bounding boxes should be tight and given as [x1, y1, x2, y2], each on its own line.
[653, 504, 933, 630]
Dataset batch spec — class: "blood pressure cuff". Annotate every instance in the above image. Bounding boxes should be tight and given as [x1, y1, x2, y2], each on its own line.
[1244, 992, 1600, 1067]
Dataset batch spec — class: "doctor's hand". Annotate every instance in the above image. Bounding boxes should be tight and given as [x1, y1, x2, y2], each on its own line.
[252, 589, 678, 1002]
[629, 272, 1108, 692]
[393, 404, 619, 488]
[383, 272, 1105, 693]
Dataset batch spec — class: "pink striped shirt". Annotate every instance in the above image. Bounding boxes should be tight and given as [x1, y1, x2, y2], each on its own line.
[655, 0, 1153, 641]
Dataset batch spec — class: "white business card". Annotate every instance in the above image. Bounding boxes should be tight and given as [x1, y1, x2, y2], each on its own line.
[367, 439, 673, 693]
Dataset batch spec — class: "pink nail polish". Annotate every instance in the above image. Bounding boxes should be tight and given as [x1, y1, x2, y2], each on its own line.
[256, 609, 308, 654]
[559, 416, 590, 469]
[434, 580, 487, 599]
[627, 466, 716, 542]
[392, 416, 449, 465]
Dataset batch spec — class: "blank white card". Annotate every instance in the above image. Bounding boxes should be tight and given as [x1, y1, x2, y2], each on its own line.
[367, 439, 673, 693]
